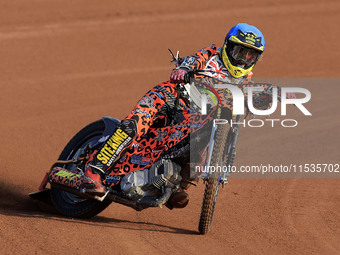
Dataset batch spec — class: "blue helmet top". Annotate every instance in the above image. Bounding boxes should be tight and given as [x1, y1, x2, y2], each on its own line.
[225, 23, 265, 51]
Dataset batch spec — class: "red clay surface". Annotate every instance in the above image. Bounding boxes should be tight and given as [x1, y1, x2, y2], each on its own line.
[0, 1, 339, 254]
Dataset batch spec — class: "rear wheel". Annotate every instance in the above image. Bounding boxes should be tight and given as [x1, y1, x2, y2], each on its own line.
[50, 120, 113, 218]
[198, 123, 229, 234]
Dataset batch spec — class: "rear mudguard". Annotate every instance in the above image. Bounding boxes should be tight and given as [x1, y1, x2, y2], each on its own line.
[101, 116, 121, 137]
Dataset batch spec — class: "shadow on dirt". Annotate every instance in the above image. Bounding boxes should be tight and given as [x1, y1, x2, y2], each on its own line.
[0, 181, 57, 214]
[0, 181, 198, 235]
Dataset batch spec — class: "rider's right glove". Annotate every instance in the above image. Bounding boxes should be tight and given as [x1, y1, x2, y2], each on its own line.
[170, 68, 188, 83]
[286, 92, 296, 99]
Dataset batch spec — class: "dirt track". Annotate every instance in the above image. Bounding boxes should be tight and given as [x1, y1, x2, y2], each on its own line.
[0, 1, 339, 254]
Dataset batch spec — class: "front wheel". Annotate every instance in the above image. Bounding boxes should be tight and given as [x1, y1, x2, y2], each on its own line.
[198, 123, 229, 234]
[50, 120, 113, 218]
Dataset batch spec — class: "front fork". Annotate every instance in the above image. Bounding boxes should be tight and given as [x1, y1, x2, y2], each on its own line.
[221, 117, 240, 187]
[202, 115, 241, 186]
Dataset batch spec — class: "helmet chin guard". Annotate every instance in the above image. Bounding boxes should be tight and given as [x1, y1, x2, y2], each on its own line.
[222, 44, 254, 78]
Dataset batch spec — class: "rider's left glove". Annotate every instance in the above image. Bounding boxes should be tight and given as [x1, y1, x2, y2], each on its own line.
[170, 69, 188, 83]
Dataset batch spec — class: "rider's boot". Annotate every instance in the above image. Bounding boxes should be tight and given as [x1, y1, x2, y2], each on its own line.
[81, 151, 108, 196]
[166, 188, 189, 209]
[166, 164, 198, 209]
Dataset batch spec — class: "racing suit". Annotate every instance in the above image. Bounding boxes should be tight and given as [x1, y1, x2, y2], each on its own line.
[95, 44, 252, 175]
[87, 44, 264, 206]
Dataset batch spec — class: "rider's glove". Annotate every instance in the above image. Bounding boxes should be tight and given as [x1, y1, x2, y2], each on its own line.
[286, 92, 296, 99]
[276, 87, 296, 99]
[170, 68, 188, 83]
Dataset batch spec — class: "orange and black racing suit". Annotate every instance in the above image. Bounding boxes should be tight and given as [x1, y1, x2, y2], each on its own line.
[94, 44, 257, 187]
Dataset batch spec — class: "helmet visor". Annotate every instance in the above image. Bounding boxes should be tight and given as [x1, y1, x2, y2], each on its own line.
[227, 43, 261, 67]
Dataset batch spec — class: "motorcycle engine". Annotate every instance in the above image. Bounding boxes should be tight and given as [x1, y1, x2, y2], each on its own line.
[120, 159, 182, 201]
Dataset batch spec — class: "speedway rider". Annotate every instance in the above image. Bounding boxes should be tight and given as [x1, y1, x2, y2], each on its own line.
[83, 23, 267, 208]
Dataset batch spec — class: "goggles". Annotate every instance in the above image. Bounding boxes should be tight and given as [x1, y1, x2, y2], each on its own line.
[227, 43, 261, 67]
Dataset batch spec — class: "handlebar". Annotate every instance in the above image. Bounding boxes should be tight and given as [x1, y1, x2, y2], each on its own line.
[184, 69, 274, 90]
[181, 69, 281, 106]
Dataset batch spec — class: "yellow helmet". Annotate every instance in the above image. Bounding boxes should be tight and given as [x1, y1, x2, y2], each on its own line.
[222, 23, 265, 78]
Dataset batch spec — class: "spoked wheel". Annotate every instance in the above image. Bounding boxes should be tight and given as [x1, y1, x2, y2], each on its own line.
[198, 122, 229, 234]
[50, 120, 113, 218]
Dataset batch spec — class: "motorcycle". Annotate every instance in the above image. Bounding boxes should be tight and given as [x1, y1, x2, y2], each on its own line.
[29, 69, 274, 234]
